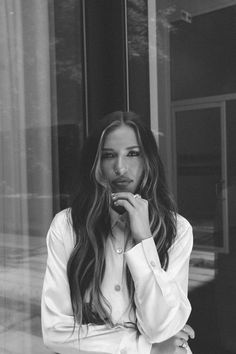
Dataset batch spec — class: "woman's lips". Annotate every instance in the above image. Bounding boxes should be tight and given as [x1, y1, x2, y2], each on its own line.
[111, 177, 132, 187]
[114, 181, 131, 186]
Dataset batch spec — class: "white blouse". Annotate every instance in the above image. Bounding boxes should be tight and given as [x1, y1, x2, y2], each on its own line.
[41, 208, 193, 354]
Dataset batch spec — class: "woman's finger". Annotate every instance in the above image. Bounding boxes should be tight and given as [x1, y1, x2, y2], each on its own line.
[113, 198, 134, 214]
[182, 324, 195, 339]
[112, 192, 145, 207]
[177, 330, 189, 342]
[175, 337, 188, 347]
[176, 339, 189, 353]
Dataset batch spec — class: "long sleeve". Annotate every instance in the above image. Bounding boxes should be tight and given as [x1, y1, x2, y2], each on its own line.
[41, 210, 131, 354]
[125, 214, 193, 344]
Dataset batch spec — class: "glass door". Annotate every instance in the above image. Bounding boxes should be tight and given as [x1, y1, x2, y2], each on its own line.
[172, 102, 229, 252]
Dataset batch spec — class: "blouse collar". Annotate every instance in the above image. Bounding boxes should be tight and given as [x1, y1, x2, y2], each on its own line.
[110, 207, 127, 229]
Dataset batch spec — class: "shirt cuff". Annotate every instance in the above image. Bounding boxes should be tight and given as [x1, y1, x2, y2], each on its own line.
[125, 237, 173, 298]
[125, 237, 161, 279]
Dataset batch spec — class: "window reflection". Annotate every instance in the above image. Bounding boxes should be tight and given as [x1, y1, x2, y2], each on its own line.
[168, 3, 236, 353]
[0, 0, 83, 353]
[174, 106, 227, 251]
[127, 0, 150, 122]
[0, 1, 53, 352]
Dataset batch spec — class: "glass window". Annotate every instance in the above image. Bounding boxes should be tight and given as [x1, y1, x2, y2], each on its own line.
[52, 0, 85, 210]
[170, 5, 236, 100]
[84, 0, 127, 127]
[84, 0, 150, 128]
[173, 105, 228, 251]
[127, 0, 150, 123]
[160, 2, 236, 353]
[0, 1, 84, 352]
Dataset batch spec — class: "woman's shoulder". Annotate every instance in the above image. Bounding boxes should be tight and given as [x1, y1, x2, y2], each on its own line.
[46, 208, 75, 260]
[51, 208, 72, 226]
[48, 208, 75, 246]
[167, 214, 193, 256]
[175, 213, 193, 246]
[51, 208, 72, 230]
[176, 213, 192, 232]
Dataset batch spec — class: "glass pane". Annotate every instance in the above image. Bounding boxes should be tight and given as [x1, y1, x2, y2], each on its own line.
[53, 0, 85, 209]
[85, 0, 127, 125]
[175, 107, 224, 248]
[127, 0, 150, 123]
[170, 5, 236, 100]
[0, 1, 53, 351]
[0, 1, 84, 353]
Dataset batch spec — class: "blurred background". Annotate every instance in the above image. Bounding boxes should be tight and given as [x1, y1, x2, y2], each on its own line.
[1, 0, 236, 353]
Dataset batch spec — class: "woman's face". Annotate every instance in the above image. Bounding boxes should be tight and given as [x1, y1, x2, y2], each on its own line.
[101, 124, 144, 193]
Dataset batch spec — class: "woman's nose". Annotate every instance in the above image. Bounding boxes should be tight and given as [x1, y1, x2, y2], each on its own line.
[114, 157, 127, 175]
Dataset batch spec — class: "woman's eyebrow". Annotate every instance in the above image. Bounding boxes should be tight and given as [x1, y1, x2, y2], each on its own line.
[102, 145, 140, 151]
[126, 145, 140, 150]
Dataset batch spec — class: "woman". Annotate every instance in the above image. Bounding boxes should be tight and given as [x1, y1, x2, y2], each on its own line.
[41, 111, 195, 354]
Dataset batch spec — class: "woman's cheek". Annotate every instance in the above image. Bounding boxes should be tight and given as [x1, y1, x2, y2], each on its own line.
[102, 162, 112, 179]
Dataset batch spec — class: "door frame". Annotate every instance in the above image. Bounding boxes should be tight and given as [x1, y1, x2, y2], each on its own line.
[172, 95, 231, 253]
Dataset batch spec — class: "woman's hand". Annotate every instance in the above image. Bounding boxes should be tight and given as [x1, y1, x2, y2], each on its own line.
[111, 192, 151, 243]
[151, 324, 195, 354]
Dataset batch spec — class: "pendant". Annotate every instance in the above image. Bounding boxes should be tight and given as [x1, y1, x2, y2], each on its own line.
[116, 247, 123, 254]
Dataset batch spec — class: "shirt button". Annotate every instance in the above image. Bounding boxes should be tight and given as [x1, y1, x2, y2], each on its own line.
[114, 284, 121, 291]
[150, 260, 156, 267]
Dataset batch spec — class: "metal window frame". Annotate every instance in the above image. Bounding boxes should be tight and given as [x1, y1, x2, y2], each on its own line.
[172, 98, 229, 253]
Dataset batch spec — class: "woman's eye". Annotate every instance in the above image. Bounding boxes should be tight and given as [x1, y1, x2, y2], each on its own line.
[127, 150, 140, 157]
[101, 152, 115, 159]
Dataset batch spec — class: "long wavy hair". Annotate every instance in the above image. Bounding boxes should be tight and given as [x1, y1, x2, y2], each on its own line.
[67, 111, 177, 327]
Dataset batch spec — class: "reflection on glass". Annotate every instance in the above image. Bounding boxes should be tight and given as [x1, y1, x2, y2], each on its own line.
[175, 107, 225, 250]
[127, 0, 150, 122]
[0, 1, 83, 353]
[0, 2, 53, 353]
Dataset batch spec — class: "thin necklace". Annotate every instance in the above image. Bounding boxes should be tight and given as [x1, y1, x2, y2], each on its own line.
[110, 229, 125, 254]
[110, 215, 132, 253]
[109, 228, 126, 292]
